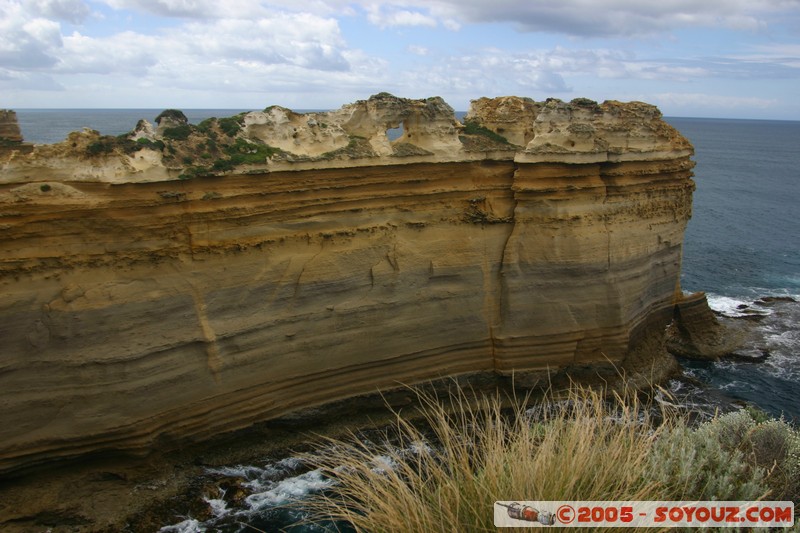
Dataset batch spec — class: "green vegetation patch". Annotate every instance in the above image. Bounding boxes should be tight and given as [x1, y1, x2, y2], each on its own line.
[85, 136, 118, 156]
[136, 138, 165, 151]
[154, 109, 188, 125]
[198, 115, 245, 137]
[570, 97, 600, 109]
[462, 119, 511, 145]
[218, 115, 245, 137]
[177, 138, 278, 178]
[225, 138, 278, 164]
[162, 124, 193, 141]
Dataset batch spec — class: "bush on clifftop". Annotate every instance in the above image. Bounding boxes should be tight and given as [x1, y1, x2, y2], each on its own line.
[161, 124, 193, 141]
[154, 109, 188, 125]
[462, 120, 511, 145]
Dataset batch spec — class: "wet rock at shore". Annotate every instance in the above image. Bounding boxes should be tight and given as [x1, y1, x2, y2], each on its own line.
[666, 292, 755, 360]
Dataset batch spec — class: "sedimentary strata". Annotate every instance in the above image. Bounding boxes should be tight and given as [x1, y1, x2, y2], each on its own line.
[0, 94, 696, 474]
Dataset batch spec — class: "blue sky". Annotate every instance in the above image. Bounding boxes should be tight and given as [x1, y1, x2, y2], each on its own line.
[1, 0, 799, 119]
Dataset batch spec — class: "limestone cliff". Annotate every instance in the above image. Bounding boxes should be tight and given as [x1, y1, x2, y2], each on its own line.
[0, 110, 33, 158]
[0, 110, 23, 143]
[0, 94, 695, 475]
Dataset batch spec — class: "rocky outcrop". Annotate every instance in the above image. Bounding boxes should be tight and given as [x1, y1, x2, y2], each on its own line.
[0, 110, 24, 143]
[0, 110, 33, 157]
[0, 94, 695, 475]
[666, 292, 749, 359]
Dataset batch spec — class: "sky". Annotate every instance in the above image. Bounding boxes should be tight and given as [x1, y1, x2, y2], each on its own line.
[1, 0, 800, 119]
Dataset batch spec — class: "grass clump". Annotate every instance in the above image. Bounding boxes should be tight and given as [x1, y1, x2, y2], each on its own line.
[302, 384, 798, 533]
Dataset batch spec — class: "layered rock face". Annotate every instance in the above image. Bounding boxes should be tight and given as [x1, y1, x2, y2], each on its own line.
[0, 95, 695, 474]
[0, 110, 32, 157]
[0, 110, 23, 143]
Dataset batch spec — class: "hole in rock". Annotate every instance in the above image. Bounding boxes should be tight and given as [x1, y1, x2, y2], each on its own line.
[386, 122, 404, 141]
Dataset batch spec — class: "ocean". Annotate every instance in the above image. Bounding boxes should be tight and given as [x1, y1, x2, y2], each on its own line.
[11, 110, 800, 531]
[666, 117, 800, 423]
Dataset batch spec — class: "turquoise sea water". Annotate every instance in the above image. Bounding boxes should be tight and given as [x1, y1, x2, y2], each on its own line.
[11, 110, 800, 531]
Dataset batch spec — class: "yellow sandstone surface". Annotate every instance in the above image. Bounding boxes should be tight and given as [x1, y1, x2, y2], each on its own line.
[0, 94, 695, 474]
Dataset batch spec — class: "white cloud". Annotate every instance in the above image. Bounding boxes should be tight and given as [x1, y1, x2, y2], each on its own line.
[58, 31, 157, 74]
[176, 15, 351, 71]
[0, 0, 359, 75]
[0, 1, 63, 68]
[82, 0, 800, 37]
[738, 44, 800, 70]
[0, 67, 63, 90]
[388, 45, 795, 103]
[395, 49, 575, 98]
[101, 0, 227, 18]
[0, 0, 391, 105]
[1, 0, 798, 116]
[99, 0, 356, 19]
[366, 0, 798, 37]
[24, 0, 91, 23]
[365, 5, 438, 28]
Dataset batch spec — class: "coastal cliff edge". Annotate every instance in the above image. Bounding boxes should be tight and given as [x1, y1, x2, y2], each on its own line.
[1, 94, 700, 479]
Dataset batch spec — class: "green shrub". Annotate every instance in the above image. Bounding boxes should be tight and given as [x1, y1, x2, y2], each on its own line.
[39, 184, 51, 192]
[647, 418, 766, 501]
[154, 109, 188, 125]
[162, 124, 193, 141]
[86, 136, 116, 155]
[218, 115, 244, 137]
[212, 158, 235, 172]
[197, 118, 216, 133]
[112, 134, 143, 155]
[703, 410, 800, 501]
[136, 138, 165, 151]
[570, 97, 600, 108]
[462, 120, 511, 145]
[225, 138, 277, 164]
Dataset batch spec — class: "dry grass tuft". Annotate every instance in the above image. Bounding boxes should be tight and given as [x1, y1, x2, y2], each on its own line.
[301, 383, 796, 533]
